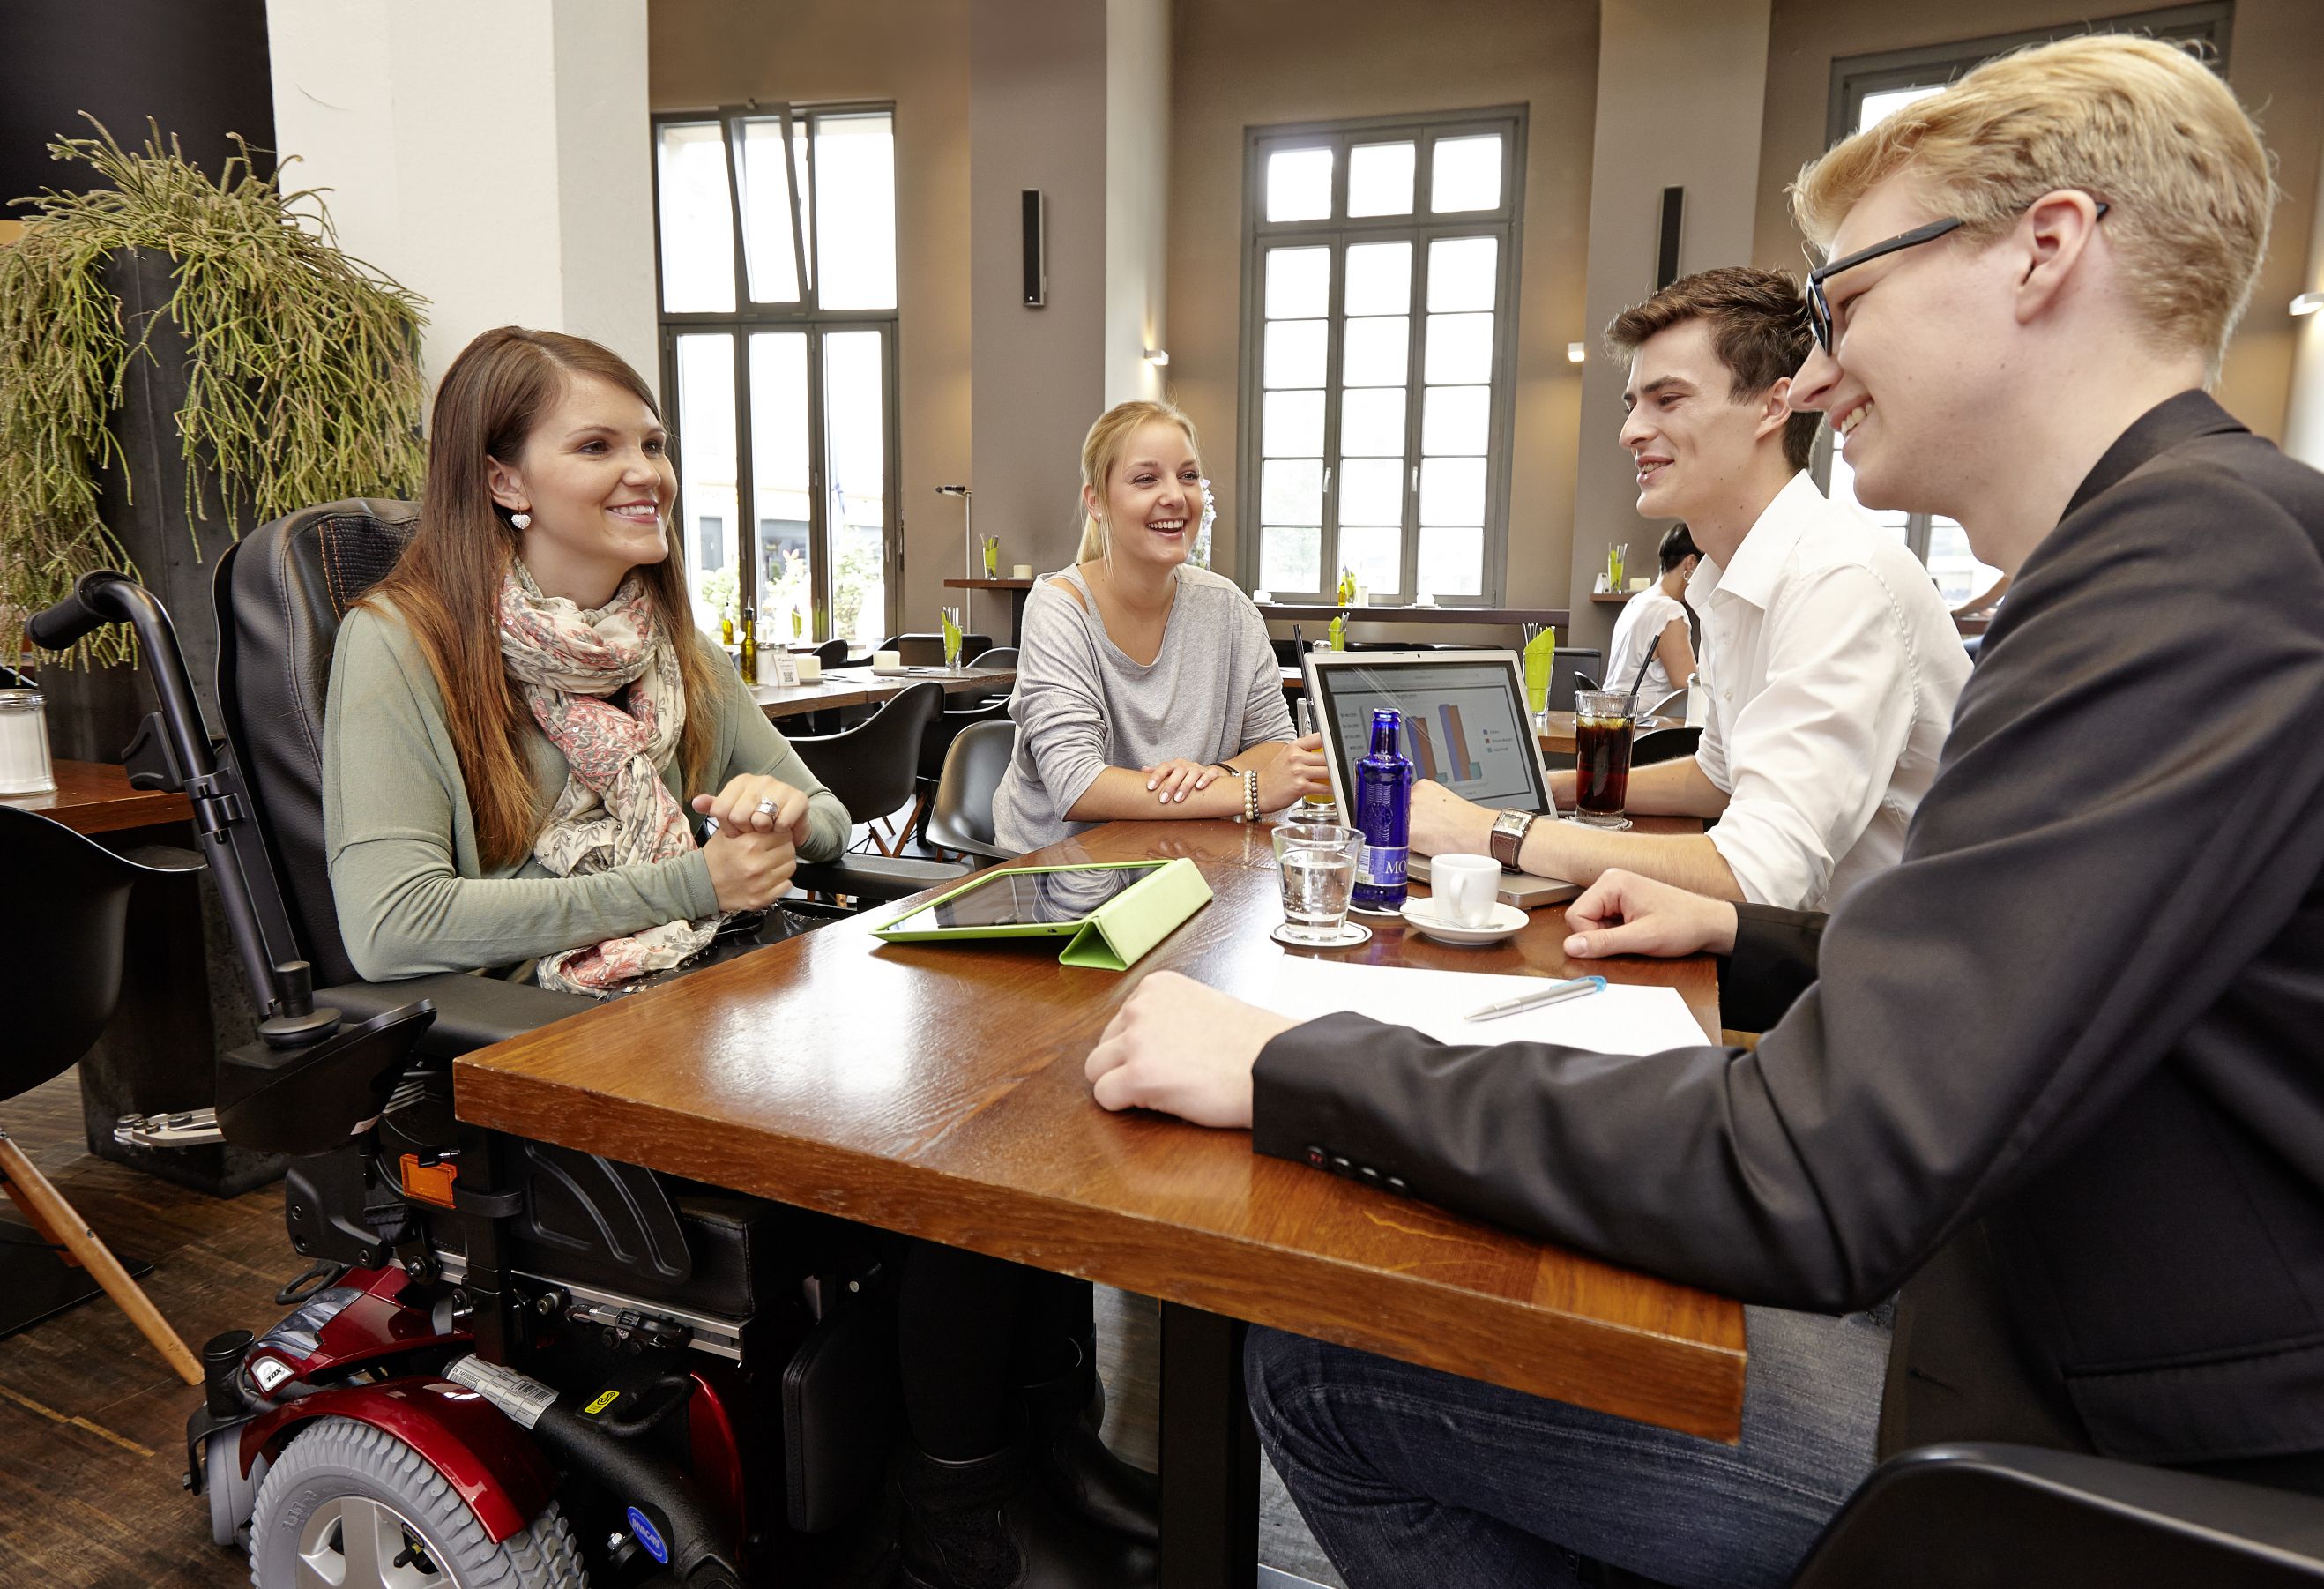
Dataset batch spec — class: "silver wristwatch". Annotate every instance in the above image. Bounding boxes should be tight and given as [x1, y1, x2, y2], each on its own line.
[1488, 809, 1538, 869]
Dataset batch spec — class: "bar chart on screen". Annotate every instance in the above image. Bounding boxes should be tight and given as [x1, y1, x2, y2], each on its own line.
[1404, 705, 1482, 784]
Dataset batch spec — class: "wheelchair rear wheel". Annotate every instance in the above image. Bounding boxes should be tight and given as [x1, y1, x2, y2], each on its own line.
[247, 1415, 587, 1588]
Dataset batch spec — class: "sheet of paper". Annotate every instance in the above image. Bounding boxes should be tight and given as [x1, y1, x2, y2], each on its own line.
[1249, 955, 1710, 1055]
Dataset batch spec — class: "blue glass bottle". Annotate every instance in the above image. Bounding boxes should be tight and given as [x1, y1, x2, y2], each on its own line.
[1352, 707, 1412, 910]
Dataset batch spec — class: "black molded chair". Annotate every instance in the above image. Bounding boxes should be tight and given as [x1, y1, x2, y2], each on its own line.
[0, 804, 205, 1384]
[1791, 1442, 2324, 1587]
[788, 680, 946, 857]
[924, 720, 1019, 862]
[878, 631, 992, 668]
[813, 637, 852, 669]
[1630, 725, 1702, 767]
[1550, 647, 1604, 713]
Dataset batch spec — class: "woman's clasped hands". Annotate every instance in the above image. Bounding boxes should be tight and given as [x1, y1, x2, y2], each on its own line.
[693, 774, 811, 912]
[1139, 733, 1331, 807]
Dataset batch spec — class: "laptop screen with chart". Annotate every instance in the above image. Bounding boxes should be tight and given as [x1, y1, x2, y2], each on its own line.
[1303, 650, 1578, 906]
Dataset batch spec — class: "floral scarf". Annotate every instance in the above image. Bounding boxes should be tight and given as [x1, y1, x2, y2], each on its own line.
[497, 563, 717, 994]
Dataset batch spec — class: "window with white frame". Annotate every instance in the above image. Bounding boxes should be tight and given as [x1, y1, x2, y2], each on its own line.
[1814, 4, 2230, 607]
[1237, 109, 1525, 605]
[652, 104, 900, 650]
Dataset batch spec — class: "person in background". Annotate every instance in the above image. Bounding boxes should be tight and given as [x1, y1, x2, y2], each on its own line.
[1599, 521, 1700, 712]
[1409, 266, 1969, 913]
[992, 399, 1328, 855]
[326, 328, 1157, 1589]
[1083, 34, 2324, 1588]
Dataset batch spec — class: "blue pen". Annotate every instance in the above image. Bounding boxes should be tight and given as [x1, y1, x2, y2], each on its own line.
[1464, 974, 1606, 1023]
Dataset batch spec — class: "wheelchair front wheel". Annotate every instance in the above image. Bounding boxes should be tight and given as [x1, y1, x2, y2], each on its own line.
[247, 1415, 587, 1588]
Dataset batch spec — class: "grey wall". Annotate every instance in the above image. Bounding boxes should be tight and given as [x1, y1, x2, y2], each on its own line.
[1567, 0, 1771, 653]
[971, 0, 1112, 579]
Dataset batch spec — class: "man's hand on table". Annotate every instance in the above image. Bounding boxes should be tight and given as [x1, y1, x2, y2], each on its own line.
[1562, 868, 1738, 959]
[1408, 779, 1496, 858]
[1084, 970, 1296, 1129]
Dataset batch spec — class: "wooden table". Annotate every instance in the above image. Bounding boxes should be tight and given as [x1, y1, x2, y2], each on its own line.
[1537, 710, 1683, 757]
[455, 818, 1742, 1585]
[753, 663, 1015, 722]
[0, 758, 191, 835]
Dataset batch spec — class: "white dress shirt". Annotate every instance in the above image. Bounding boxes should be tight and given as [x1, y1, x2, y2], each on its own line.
[1602, 583, 1692, 709]
[1687, 470, 1970, 909]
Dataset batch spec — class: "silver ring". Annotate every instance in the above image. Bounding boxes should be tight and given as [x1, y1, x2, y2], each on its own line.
[755, 797, 778, 816]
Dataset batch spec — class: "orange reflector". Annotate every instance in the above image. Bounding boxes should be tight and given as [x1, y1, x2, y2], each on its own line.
[399, 1153, 459, 1208]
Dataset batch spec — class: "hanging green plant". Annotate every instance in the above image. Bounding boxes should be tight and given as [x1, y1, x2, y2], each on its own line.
[0, 118, 428, 666]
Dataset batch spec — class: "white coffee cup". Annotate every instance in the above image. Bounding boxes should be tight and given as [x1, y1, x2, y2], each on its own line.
[796, 655, 822, 683]
[1432, 853, 1502, 928]
[1013, 563, 1034, 578]
[873, 649, 903, 674]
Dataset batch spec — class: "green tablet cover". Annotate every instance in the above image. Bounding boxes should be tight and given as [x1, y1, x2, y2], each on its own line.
[872, 856, 1212, 972]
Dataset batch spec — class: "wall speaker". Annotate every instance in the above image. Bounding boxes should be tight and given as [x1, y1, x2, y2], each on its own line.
[1656, 186, 1685, 292]
[1022, 189, 1047, 308]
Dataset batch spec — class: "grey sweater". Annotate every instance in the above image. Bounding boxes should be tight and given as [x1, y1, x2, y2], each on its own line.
[992, 564, 1293, 853]
[323, 601, 849, 981]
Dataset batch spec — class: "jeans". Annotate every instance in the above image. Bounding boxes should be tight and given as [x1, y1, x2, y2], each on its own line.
[1245, 1303, 1893, 1589]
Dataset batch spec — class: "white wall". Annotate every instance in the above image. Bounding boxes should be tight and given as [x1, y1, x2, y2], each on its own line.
[1567, 0, 1770, 651]
[1104, 0, 1171, 407]
[266, 0, 658, 407]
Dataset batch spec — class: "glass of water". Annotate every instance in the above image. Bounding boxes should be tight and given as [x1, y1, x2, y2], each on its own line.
[1272, 824, 1362, 944]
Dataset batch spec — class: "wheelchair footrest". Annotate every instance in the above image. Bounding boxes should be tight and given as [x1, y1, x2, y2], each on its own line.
[116, 1108, 227, 1148]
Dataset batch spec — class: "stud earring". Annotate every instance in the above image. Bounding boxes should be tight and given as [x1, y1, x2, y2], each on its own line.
[511, 511, 532, 530]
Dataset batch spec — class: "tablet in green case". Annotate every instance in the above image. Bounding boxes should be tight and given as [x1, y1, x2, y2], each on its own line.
[871, 857, 1212, 971]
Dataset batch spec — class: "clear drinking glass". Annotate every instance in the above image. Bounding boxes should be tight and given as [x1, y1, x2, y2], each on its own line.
[940, 605, 964, 670]
[1571, 689, 1635, 830]
[1272, 824, 1363, 943]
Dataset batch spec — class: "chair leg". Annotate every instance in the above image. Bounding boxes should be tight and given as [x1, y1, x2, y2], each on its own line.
[0, 1128, 202, 1385]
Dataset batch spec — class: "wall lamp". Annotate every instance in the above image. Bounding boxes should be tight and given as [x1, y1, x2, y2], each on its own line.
[1567, 342, 1586, 363]
[1145, 347, 1171, 366]
[2293, 292, 2323, 317]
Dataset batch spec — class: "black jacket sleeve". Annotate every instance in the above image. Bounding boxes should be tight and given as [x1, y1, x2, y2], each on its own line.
[1719, 906, 1825, 1033]
[1252, 459, 2324, 1313]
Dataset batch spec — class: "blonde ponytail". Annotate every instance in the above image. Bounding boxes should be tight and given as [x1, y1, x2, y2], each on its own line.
[1074, 399, 1203, 567]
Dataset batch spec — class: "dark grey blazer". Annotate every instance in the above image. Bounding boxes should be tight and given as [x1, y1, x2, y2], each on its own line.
[1253, 392, 2324, 1466]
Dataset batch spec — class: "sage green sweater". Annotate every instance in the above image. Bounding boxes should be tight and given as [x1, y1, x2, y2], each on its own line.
[323, 601, 850, 981]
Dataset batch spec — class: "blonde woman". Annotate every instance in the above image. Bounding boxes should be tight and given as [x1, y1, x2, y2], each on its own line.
[993, 399, 1327, 854]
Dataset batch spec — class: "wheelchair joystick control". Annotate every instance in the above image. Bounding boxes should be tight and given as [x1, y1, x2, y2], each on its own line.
[203, 1330, 255, 1417]
[257, 959, 341, 1047]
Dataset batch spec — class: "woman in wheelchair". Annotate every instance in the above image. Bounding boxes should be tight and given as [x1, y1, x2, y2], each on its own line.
[325, 326, 1156, 1587]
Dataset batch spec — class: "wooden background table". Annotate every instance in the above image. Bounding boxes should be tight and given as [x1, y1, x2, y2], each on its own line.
[456, 817, 1741, 1583]
[0, 758, 191, 835]
[753, 662, 1014, 722]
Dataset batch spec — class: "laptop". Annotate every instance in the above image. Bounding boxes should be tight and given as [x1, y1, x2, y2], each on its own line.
[1302, 649, 1582, 907]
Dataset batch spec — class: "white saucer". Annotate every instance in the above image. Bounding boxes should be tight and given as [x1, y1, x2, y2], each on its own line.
[1272, 921, 1373, 950]
[1399, 899, 1527, 945]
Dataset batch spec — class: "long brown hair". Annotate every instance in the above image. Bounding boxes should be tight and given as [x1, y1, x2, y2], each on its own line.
[363, 326, 719, 868]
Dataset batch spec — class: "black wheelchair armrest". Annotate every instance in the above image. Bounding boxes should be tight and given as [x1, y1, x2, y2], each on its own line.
[1793, 1441, 2324, 1588]
[321, 973, 595, 1056]
[793, 854, 973, 905]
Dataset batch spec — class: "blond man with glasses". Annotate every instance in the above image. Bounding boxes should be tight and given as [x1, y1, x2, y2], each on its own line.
[1084, 36, 2324, 1587]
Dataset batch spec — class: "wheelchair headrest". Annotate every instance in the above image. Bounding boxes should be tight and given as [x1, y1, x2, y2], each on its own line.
[216, 499, 420, 987]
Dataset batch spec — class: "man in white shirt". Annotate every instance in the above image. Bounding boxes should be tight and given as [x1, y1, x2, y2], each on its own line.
[1599, 522, 1699, 713]
[1410, 265, 1968, 909]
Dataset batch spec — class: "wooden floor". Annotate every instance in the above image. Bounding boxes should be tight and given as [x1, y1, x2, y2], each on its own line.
[0, 1068, 1342, 1588]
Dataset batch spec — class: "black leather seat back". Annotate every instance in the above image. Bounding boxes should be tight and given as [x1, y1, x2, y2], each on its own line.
[213, 499, 420, 987]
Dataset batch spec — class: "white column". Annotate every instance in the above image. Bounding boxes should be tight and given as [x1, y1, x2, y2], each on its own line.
[1104, 0, 1171, 409]
[265, 0, 658, 406]
[1567, 0, 1772, 652]
[2282, 150, 2324, 468]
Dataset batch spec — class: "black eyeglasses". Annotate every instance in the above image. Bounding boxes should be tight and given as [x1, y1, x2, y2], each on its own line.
[1804, 201, 2109, 353]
